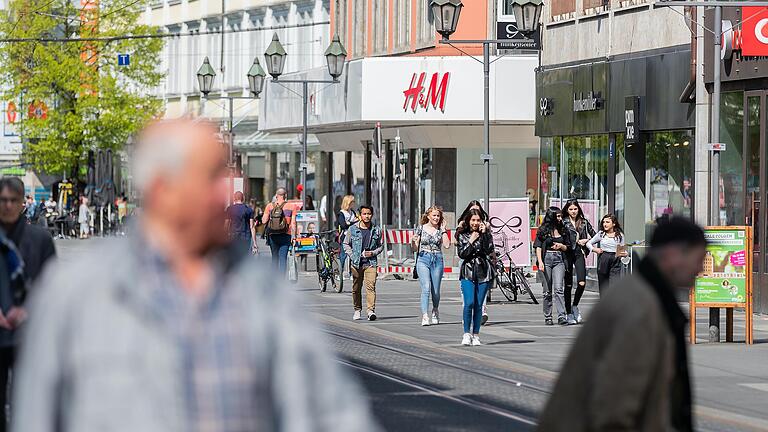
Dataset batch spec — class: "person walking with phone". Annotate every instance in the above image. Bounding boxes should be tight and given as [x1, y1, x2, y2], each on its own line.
[262, 188, 293, 272]
[535, 207, 571, 326]
[588, 214, 628, 295]
[456, 209, 495, 346]
[412, 206, 450, 326]
[562, 200, 596, 324]
[456, 200, 492, 325]
[343, 205, 384, 321]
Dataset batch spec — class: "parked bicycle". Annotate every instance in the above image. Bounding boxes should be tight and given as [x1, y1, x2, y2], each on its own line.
[314, 230, 344, 293]
[491, 233, 538, 304]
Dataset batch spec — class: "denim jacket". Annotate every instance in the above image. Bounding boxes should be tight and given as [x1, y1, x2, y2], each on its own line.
[343, 222, 384, 269]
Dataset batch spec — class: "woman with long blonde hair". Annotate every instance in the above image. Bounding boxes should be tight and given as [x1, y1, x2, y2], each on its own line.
[411, 205, 451, 326]
[336, 194, 359, 277]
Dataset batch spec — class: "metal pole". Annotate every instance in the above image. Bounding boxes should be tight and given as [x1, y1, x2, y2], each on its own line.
[710, 5, 722, 343]
[482, 42, 491, 210]
[229, 97, 234, 207]
[301, 81, 309, 208]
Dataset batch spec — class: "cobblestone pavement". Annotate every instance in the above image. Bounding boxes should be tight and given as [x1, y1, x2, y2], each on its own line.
[55, 238, 768, 431]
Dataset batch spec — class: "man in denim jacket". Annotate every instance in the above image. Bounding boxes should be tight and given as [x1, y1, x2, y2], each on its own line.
[343, 205, 384, 321]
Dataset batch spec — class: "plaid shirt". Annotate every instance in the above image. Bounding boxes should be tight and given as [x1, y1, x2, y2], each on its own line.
[142, 246, 262, 432]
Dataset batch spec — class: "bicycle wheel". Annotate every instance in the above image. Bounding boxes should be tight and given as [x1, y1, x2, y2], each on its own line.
[332, 256, 343, 293]
[496, 267, 518, 302]
[515, 270, 538, 304]
[316, 253, 326, 292]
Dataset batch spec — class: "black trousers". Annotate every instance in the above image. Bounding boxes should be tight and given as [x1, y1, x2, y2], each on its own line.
[0, 346, 15, 432]
[597, 252, 622, 295]
[564, 251, 587, 314]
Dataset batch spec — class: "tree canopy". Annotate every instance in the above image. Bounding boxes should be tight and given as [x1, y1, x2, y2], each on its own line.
[0, 0, 164, 175]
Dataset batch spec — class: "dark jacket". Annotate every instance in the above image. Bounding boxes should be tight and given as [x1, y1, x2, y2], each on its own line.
[563, 217, 596, 257]
[5, 218, 56, 287]
[457, 231, 495, 283]
[534, 225, 573, 257]
[537, 257, 692, 432]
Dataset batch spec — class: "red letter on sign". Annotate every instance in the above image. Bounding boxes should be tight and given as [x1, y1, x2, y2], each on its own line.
[423, 72, 450, 112]
[403, 72, 426, 112]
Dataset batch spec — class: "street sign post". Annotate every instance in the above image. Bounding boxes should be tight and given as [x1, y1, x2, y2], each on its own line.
[117, 54, 130, 66]
[691, 226, 754, 344]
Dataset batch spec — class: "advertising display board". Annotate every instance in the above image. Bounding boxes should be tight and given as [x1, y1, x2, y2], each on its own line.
[691, 226, 753, 344]
[293, 211, 319, 254]
[484, 198, 531, 267]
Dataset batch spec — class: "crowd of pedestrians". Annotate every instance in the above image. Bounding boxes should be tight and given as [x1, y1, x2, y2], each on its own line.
[0, 116, 707, 432]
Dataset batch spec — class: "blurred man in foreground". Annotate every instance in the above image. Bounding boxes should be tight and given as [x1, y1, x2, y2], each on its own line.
[12, 119, 376, 432]
[538, 217, 705, 432]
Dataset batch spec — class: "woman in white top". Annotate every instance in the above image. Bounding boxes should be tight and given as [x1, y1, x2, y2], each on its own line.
[587, 214, 628, 295]
[411, 206, 451, 326]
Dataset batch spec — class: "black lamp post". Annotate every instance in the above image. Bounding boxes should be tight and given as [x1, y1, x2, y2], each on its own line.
[429, 0, 542, 211]
[266, 32, 347, 207]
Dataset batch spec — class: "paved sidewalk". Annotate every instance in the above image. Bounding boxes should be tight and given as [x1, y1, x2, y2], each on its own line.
[300, 271, 768, 431]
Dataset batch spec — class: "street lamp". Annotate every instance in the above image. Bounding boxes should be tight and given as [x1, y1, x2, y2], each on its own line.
[196, 56, 265, 205]
[247, 58, 266, 96]
[431, 0, 463, 40]
[430, 0, 541, 211]
[508, 0, 543, 33]
[266, 32, 347, 208]
[196, 56, 216, 96]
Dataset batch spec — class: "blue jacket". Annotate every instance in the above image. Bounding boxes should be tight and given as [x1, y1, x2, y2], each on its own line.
[342, 222, 384, 269]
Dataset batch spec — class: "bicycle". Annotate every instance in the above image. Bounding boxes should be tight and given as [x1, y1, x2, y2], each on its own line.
[314, 230, 344, 293]
[491, 233, 539, 304]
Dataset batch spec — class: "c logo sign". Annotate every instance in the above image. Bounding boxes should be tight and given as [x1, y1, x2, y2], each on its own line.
[755, 18, 768, 44]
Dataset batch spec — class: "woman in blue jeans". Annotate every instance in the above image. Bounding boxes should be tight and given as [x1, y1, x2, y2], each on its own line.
[412, 206, 451, 326]
[456, 209, 495, 346]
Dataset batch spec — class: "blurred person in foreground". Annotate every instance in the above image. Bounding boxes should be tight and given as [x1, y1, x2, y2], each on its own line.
[538, 217, 705, 432]
[0, 177, 56, 432]
[12, 119, 377, 432]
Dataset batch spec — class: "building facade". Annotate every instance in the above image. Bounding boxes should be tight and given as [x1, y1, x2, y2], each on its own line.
[259, 0, 539, 229]
[536, 0, 695, 243]
[144, 0, 330, 204]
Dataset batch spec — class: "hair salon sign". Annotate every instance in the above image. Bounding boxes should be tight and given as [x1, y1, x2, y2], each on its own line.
[403, 72, 450, 113]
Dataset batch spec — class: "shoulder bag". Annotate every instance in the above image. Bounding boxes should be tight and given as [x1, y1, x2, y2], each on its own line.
[412, 226, 422, 280]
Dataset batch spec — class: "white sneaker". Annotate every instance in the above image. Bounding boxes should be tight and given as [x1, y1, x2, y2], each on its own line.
[461, 333, 472, 346]
[573, 305, 583, 324]
[471, 335, 482, 346]
[368, 310, 377, 321]
[566, 314, 577, 326]
[353, 310, 362, 321]
[421, 314, 431, 326]
[431, 309, 440, 325]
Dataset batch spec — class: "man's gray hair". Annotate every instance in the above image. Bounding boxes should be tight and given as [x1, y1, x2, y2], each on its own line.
[132, 129, 191, 193]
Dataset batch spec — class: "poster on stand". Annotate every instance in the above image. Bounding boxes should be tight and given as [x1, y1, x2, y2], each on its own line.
[695, 228, 748, 303]
[482, 198, 531, 267]
[293, 211, 319, 254]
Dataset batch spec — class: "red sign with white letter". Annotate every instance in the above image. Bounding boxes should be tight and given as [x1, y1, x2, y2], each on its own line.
[402, 72, 450, 113]
[741, 7, 768, 56]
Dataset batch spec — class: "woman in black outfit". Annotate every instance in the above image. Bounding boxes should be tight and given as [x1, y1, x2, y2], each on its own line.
[535, 207, 571, 325]
[561, 199, 595, 325]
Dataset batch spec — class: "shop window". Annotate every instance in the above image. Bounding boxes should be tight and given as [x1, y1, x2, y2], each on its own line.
[644, 132, 694, 240]
[561, 135, 609, 220]
[719, 91, 745, 226]
[538, 137, 560, 217]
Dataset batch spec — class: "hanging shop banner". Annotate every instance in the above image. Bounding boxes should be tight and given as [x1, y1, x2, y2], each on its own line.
[293, 211, 319, 254]
[695, 227, 749, 304]
[550, 198, 600, 268]
[484, 198, 531, 267]
[690, 226, 753, 344]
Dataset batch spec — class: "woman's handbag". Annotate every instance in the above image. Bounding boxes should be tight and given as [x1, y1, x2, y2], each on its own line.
[412, 227, 422, 280]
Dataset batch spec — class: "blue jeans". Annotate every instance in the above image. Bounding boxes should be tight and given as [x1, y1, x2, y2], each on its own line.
[269, 233, 291, 274]
[460, 279, 490, 334]
[416, 252, 444, 315]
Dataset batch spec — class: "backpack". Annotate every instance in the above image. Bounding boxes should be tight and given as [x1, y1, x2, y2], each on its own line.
[268, 203, 288, 233]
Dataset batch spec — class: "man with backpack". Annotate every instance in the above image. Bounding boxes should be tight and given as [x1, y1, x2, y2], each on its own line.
[262, 187, 293, 273]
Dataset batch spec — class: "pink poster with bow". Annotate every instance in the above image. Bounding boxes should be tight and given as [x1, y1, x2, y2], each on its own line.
[485, 198, 531, 267]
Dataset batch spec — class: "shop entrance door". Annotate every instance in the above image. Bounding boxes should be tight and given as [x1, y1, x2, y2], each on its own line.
[744, 92, 768, 313]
